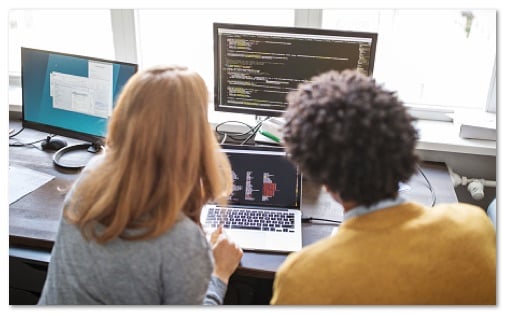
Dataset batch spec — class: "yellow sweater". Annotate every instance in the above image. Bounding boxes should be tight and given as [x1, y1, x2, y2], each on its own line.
[271, 202, 496, 305]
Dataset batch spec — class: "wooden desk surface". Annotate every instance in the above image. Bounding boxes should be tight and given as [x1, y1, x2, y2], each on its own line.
[9, 121, 458, 279]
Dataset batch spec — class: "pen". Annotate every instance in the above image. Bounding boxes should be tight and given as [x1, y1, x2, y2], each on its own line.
[259, 130, 281, 143]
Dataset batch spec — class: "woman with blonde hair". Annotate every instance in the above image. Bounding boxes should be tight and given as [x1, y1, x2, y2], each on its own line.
[38, 65, 243, 305]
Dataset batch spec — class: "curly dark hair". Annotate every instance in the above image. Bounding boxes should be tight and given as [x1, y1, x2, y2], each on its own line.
[282, 70, 419, 206]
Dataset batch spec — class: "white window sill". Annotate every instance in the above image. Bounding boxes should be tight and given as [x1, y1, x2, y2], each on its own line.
[415, 119, 496, 156]
[208, 114, 497, 157]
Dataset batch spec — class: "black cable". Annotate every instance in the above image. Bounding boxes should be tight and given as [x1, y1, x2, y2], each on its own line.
[303, 167, 435, 225]
[52, 143, 101, 169]
[9, 137, 46, 150]
[215, 120, 254, 137]
[240, 119, 264, 145]
[417, 165, 437, 207]
[215, 118, 269, 145]
[215, 120, 255, 143]
[301, 216, 341, 225]
[9, 127, 25, 138]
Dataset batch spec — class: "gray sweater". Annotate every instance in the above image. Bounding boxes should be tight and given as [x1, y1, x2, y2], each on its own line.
[38, 155, 227, 305]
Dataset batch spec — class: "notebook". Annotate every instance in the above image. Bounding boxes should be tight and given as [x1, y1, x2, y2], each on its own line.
[201, 145, 303, 253]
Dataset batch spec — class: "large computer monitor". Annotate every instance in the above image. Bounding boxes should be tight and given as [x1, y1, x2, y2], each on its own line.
[214, 23, 377, 117]
[21, 47, 137, 167]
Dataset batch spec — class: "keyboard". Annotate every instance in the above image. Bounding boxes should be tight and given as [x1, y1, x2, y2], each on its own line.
[203, 207, 296, 232]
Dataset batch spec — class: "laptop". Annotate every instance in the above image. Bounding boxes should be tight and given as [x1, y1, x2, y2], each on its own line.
[201, 145, 303, 253]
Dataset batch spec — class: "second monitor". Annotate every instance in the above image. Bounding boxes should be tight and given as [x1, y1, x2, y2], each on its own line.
[21, 47, 138, 168]
[214, 22, 378, 117]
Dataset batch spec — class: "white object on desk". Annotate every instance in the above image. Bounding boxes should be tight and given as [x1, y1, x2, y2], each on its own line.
[254, 131, 281, 145]
[255, 117, 285, 144]
[451, 110, 496, 141]
[261, 117, 284, 139]
[8, 165, 55, 204]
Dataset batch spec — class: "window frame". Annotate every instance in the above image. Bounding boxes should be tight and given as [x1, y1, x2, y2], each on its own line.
[9, 9, 496, 120]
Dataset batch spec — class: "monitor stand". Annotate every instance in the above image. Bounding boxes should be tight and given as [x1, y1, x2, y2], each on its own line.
[52, 143, 103, 170]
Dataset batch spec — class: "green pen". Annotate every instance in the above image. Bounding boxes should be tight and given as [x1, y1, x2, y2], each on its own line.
[259, 130, 281, 143]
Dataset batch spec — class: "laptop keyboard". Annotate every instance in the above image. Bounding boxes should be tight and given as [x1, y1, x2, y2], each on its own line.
[204, 207, 296, 232]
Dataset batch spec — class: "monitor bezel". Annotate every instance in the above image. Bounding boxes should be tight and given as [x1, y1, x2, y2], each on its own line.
[213, 22, 378, 117]
[21, 47, 138, 145]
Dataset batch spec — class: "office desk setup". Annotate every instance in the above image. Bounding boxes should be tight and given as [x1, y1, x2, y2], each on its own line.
[8, 120, 458, 303]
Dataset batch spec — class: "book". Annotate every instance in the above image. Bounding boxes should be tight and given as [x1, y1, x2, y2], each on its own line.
[459, 124, 496, 140]
[452, 110, 496, 141]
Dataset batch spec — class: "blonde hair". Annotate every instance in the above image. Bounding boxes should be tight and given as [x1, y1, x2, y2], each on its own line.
[64, 65, 232, 243]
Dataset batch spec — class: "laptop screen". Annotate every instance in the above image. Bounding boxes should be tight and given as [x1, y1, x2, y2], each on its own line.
[221, 146, 302, 210]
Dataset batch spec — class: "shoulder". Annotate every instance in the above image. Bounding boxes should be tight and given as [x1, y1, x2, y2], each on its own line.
[157, 215, 211, 256]
[76, 152, 106, 179]
[85, 152, 106, 170]
[396, 201, 491, 228]
[416, 202, 496, 248]
[430, 202, 493, 227]
[432, 202, 485, 214]
[162, 214, 208, 242]
[273, 236, 337, 302]
[277, 235, 335, 277]
[392, 201, 494, 235]
[63, 152, 106, 203]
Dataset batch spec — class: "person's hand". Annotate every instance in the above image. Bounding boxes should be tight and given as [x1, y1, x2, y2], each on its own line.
[209, 226, 243, 284]
[209, 225, 223, 246]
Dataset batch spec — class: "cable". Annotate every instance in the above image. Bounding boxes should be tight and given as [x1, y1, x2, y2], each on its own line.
[215, 120, 254, 136]
[215, 120, 255, 143]
[9, 127, 25, 138]
[417, 165, 437, 207]
[9, 137, 46, 150]
[301, 216, 341, 225]
[215, 117, 269, 145]
[52, 143, 101, 169]
[240, 119, 264, 145]
[219, 133, 228, 145]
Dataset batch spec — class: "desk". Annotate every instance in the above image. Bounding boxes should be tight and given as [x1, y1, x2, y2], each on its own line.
[9, 121, 458, 280]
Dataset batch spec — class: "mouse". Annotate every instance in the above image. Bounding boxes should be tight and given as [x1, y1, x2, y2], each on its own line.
[41, 137, 68, 151]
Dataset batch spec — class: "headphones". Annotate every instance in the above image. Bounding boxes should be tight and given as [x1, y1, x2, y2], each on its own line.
[53, 144, 102, 169]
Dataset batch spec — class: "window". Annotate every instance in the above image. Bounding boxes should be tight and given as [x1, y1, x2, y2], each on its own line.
[8, 9, 114, 105]
[322, 9, 496, 111]
[137, 9, 295, 92]
[9, 9, 114, 75]
[136, 9, 295, 123]
[9, 9, 496, 117]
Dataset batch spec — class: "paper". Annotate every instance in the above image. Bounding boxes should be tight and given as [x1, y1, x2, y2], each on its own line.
[49, 60, 113, 119]
[449, 110, 497, 140]
[451, 110, 496, 130]
[8, 165, 55, 205]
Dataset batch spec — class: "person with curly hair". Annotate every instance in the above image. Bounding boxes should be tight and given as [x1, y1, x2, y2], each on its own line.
[270, 70, 495, 305]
